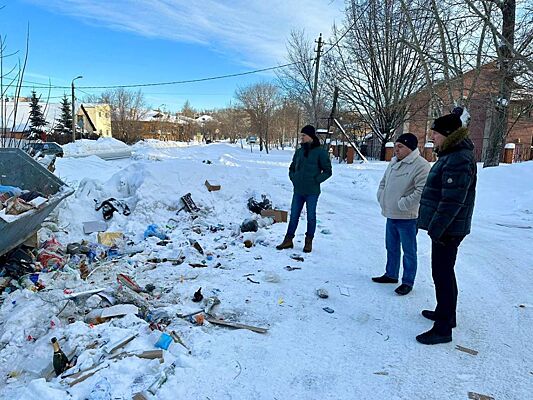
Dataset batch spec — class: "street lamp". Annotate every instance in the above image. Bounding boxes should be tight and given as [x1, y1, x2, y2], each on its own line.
[71, 75, 83, 142]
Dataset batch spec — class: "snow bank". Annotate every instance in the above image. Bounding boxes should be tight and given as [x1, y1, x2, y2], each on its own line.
[63, 138, 131, 159]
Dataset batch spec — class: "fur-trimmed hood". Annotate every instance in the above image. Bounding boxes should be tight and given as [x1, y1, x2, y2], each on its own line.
[436, 126, 473, 155]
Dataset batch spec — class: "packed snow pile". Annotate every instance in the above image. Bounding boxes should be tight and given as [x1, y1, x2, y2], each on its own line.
[63, 138, 131, 159]
[0, 143, 531, 399]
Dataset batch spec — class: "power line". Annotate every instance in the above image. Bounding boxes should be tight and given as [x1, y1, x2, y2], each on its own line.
[4, 5, 370, 92]
[14, 61, 304, 90]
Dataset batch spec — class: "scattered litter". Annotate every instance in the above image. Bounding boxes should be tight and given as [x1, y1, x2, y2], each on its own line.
[97, 232, 124, 247]
[144, 224, 169, 241]
[244, 239, 254, 248]
[189, 263, 208, 268]
[339, 286, 350, 296]
[81, 221, 106, 235]
[94, 198, 130, 220]
[205, 180, 221, 192]
[373, 371, 389, 376]
[154, 332, 173, 351]
[468, 392, 495, 400]
[247, 277, 260, 284]
[102, 333, 139, 354]
[247, 195, 272, 215]
[290, 254, 304, 262]
[316, 288, 329, 299]
[321, 229, 332, 235]
[100, 304, 139, 318]
[117, 273, 143, 293]
[322, 307, 335, 314]
[192, 287, 204, 302]
[284, 266, 301, 271]
[169, 331, 189, 351]
[178, 193, 200, 213]
[190, 239, 204, 254]
[204, 296, 220, 315]
[206, 317, 268, 333]
[51, 337, 76, 376]
[241, 218, 259, 233]
[147, 361, 178, 396]
[456, 345, 478, 356]
[260, 209, 288, 223]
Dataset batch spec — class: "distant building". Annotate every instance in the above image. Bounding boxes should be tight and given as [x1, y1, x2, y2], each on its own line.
[77, 103, 112, 137]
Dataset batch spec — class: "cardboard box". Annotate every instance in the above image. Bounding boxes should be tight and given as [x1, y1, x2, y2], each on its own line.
[205, 180, 221, 192]
[97, 232, 124, 246]
[260, 209, 288, 223]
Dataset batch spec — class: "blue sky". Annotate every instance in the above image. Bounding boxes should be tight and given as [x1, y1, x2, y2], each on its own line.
[1, 0, 343, 111]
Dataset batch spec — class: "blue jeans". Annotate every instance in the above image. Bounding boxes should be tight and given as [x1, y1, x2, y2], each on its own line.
[286, 193, 319, 238]
[385, 218, 418, 287]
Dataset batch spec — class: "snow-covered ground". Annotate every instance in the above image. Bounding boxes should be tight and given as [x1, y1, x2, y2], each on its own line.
[63, 138, 132, 160]
[0, 142, 531, 399]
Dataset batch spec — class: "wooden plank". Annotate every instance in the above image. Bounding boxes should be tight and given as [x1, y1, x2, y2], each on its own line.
[206, 317, 268, 334]
[68, 365, 109, 387]
[456, 345, 478, 356]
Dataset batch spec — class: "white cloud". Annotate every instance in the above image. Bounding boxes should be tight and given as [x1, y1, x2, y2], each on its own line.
[25, 0, 345, 67]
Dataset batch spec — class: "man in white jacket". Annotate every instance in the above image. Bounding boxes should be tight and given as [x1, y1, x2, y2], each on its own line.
[373, 133, 431, 295]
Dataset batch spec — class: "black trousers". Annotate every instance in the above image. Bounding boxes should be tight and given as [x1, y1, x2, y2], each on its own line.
[431, 236, 464, 334]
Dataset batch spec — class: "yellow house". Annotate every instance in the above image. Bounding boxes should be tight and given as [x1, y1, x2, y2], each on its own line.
[77, 103, 112, 137]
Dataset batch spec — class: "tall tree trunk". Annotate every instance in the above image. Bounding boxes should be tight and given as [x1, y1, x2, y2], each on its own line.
[483, 0, 516, 167]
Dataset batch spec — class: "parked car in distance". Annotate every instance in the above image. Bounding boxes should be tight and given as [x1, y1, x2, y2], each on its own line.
[24, 142, 64, 157]
[246, 135, 257, 144]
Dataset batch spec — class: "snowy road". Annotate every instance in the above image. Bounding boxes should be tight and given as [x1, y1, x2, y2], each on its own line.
[1, 143, 531, 399]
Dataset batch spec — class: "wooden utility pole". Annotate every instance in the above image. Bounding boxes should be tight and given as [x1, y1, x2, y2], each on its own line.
[312, 33, 323, 126]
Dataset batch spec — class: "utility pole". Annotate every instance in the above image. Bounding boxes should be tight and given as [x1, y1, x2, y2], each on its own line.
[312, 33, 323, 126]
[71, 76, 82, 142]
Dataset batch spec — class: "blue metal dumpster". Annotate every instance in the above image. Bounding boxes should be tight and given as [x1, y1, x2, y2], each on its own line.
[0, 148, 74, 256]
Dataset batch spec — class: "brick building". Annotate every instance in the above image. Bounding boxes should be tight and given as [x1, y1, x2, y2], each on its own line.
[402, 63, 533, 162]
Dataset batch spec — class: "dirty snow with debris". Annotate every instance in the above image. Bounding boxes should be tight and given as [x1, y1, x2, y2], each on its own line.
[0, 141, 531, 399]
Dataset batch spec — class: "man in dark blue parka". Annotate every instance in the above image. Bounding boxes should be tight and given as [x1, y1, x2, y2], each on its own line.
[416, 111, 477, 345]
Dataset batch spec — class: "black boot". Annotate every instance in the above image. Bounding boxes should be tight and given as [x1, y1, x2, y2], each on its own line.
[371, 274, 398, 284]
[421, 310, 456, 328]
[394, 284, 412, 296]
[416, 327, 452, 345]
[276, 235, 294, 250]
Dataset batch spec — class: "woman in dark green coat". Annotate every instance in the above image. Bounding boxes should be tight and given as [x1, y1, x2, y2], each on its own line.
[276, 125, 332, 253]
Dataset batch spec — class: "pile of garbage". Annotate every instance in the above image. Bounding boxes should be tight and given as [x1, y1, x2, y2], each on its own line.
[0, 190, 286, 398]
[0, 185, 49, 218]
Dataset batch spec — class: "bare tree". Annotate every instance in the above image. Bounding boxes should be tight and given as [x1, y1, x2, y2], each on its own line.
[277, 29, 329, 126]
[86, 88, 148, 143]
[325, 0, 435, 159]
[1, 24, 30, 148]
[463, 0, 533, 167]
[214, 103, 249, 143]
[402, 0, 533, 166]
[235, 82, 280, 153]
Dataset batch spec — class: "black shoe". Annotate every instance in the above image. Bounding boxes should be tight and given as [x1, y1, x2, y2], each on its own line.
[371, 275, 398, 284]
[395, 284, 412, 296]
[421, 310, 457, 328]
[416, 328, 452, 345]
